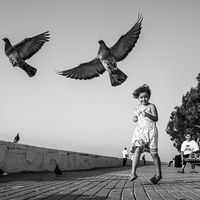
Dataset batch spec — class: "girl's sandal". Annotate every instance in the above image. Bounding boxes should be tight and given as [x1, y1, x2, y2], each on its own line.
[150, 174, 162, 184]
[130, 174, 138, 182]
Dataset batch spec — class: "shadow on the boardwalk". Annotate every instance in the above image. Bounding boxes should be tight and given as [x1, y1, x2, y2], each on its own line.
[0, 166, 135, 199]
[0, 166, 132, 183]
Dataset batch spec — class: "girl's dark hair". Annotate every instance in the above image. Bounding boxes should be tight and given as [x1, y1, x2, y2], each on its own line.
[132, 84, 151, 99]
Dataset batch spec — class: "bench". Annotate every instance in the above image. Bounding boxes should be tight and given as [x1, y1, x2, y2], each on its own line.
[184, 152, 200, 165]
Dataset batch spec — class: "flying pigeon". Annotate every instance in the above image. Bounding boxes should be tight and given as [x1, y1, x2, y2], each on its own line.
[56, 14, 143, 86]
[14, 133, 19, 143]
[3, 31, 50, 77]
[54, 164, 63, 176]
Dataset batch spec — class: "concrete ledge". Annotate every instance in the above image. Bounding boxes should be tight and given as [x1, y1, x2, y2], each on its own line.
[0, 140, 132, 173]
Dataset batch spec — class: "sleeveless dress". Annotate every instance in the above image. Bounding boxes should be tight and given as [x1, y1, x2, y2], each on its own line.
[131, 105, 158, 153]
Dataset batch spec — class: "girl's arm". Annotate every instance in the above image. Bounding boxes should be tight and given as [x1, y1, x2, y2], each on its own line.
[142, 104, 158, 122]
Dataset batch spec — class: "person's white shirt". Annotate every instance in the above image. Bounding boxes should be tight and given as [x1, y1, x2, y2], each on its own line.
[181, 140, 199, 155]
[122, 149, 128, 158]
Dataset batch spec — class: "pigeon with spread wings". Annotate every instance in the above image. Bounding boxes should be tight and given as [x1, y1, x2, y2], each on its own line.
[57, 14, 143, 86]
[3, 31, 50, 77]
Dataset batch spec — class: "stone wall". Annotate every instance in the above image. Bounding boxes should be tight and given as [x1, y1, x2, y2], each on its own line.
[0, 140, 132, 173]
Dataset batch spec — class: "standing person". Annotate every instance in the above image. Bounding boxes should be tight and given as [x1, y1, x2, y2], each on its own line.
[177, 132, 199, 173]
[130, 84, 162, 184]
[122, 147, 128, 166]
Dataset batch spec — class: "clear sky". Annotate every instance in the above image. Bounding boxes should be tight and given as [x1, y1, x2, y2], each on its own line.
[0, 0, 200, 162]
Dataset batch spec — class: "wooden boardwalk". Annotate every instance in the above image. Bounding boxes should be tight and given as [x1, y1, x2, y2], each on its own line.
[1, 164, 200, 199]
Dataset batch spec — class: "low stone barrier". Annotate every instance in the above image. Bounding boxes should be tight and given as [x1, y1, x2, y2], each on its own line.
[0, 140, 132, 173]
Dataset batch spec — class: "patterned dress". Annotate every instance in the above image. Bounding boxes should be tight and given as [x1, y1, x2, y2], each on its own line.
[131, 105, 158, 154]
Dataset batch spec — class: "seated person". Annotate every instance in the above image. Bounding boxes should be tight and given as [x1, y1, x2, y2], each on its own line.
[178, 132, 199, 173]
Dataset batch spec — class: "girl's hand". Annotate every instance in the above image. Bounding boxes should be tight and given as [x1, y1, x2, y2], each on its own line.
[141, 111, 147, 117]
[133, 116, 138, 122]
[140, 107, 147, 116]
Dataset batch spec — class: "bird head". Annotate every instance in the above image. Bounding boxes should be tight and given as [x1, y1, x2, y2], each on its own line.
[2, 38, 12, 47]
[98, 40, 105, 45]
[2, 38, 9, 43]
[3, 38, 12, 51]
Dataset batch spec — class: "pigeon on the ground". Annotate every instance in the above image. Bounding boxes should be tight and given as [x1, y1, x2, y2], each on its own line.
[3, 31, 50, 77]
[54, 164, 63, 176]
[14, 133, 19, 143]
[56, 14, 143, 86]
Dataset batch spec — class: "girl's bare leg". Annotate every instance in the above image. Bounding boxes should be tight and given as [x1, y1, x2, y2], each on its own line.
[150, 153, 162, 184]
[130, 146, 143, 181]
[151, 153, 162, 176]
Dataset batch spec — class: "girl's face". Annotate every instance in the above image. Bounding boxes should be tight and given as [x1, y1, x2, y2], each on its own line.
[138, 92, 150, 105]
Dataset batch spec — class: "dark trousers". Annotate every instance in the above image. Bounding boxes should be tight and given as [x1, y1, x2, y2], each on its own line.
[168, 160, 173, 167]
[183, 154, 195, 169]
[123, 158, 127, 166]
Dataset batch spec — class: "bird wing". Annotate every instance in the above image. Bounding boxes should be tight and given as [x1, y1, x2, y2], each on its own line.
[110, 14, 143, 62]
[56, 58, 106, 80]
[13, 31, 50, 60]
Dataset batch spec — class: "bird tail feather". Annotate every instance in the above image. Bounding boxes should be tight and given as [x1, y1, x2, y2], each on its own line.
[109, 69, 127, 86]
[20, 62, 37, 77]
